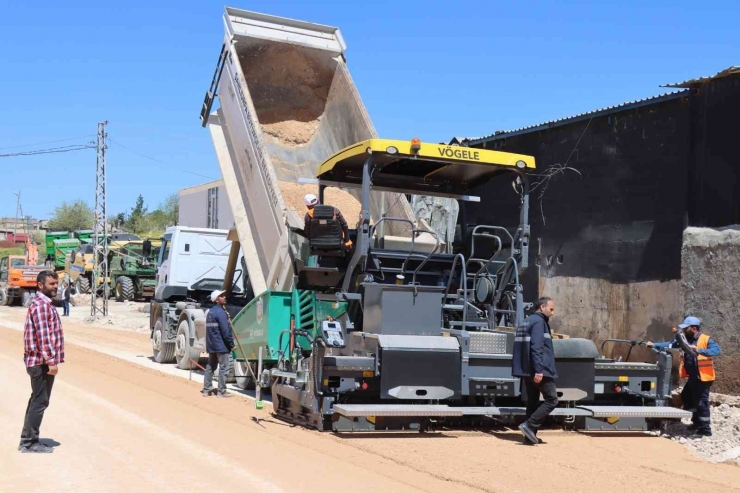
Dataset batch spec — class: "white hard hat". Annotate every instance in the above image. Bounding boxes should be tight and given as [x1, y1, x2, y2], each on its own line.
[304, 194, 318, 207]
[210, 289, 226, 302]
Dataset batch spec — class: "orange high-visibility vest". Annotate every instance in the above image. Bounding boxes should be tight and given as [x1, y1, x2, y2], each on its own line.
[679, 333, 715, 382]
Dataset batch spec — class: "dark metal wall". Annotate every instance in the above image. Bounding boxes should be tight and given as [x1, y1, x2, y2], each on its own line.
[689, 76, 740, 227]
[463, 96, 692, 300]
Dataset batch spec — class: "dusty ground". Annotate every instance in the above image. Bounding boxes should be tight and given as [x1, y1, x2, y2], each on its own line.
[1, 305, 739, 493]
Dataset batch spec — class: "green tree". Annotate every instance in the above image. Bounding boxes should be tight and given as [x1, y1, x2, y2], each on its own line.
[127, 195, 148, 235]
[160, 193, 179, 227]
[47, 200, 94, 231]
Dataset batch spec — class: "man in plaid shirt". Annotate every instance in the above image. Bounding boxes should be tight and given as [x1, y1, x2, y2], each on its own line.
[19, 270, 65, 454]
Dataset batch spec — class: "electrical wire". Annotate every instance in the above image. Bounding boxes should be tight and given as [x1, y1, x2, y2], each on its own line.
[108, 139, 217, 180]
[0, 135, 96, 150]
[0, 144, 96, 158]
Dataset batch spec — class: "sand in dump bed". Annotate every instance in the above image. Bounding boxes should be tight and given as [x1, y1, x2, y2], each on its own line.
[238, 42, 334, 146]
[279, 181, 362, 227]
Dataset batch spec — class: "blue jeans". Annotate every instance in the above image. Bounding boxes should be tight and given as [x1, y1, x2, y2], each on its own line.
[62, 300, 70, 316]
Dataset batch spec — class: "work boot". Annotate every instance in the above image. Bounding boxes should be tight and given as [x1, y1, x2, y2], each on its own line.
[215, 391, 233, 398]
[518, 422, 538, 445]
[201, 389, 213, 397]
[20, 443, 54, 454]
[690, 429, 712, 439]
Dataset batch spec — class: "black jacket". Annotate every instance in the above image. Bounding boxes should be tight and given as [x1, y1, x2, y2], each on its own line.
[205, 305, 235, 354]
[512, 312, 558, 378]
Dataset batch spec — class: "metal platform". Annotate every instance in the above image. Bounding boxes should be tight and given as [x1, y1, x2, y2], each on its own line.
[577, 406, 691, 419]
[333, 404, 463, 417]
[332, 404, 691, 419]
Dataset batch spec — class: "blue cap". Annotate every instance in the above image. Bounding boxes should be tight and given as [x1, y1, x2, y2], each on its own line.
[678, 316, 701, 329]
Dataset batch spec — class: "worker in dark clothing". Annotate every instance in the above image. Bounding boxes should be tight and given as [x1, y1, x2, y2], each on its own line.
[648, 316, 720, 437]
[512, 296, 559, 445]
[303, 193, 353, 249]
[202, 289, 236, 398]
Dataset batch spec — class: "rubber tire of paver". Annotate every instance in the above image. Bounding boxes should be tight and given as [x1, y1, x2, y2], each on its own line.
[76, 276, 91, 294]
[175, 320, 200, 370]
[115, 276, 135, 302]
[234, 360, 255, 390]
[0, 288, 8, 306]
[21, 290, 33, 308]
[152, 320, 176, 364]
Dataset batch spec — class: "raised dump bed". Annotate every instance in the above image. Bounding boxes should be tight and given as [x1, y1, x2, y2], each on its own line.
[204, 8, 415, 296]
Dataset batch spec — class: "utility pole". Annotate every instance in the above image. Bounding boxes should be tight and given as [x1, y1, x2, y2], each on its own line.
[13, 191, 21, 238]
[92, 121, 109, 317]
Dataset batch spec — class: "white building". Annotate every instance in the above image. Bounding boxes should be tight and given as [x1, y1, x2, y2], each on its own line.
[178, 180, 234, 230]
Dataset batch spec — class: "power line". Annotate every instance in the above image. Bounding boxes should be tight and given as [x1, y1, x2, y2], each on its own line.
[108, 139, 217, 180]
[0, 134, 96, 150]
[0, 144, 96, 158]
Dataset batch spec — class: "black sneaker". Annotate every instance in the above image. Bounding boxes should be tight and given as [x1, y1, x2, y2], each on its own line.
[518, 422, 538, 445]
[201, 389, 213, 397]
[215, 391, 233, 398]
[20, 443, 53, 454]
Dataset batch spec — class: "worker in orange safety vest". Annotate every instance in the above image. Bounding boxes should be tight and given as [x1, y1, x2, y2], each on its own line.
[648, 316, 721, 437]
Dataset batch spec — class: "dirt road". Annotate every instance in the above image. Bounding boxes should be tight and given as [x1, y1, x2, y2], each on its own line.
[1, 305, 739, 493]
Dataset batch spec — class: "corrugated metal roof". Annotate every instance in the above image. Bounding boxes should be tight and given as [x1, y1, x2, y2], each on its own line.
[464, 91, 688, 145]
[661, 66, 740, 89]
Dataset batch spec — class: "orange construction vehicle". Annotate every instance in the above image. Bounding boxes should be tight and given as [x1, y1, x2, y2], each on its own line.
[0, 255, 46, 306]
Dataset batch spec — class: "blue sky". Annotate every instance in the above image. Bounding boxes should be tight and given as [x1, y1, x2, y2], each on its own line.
[0, 0, 737, 220]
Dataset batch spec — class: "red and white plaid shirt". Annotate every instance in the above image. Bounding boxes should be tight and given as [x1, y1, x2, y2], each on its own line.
[23, 291, 65, 367]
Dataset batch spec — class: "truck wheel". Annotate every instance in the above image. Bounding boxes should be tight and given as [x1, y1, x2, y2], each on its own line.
[234, 360, 256, 390]
[115, 276, 135, 302]
[175, 320, 200, 370]
[76, 276, 91, 294]
[0, 288, 8, 307]
[152, 320, 176, 364]
[21, 291, 33, 308]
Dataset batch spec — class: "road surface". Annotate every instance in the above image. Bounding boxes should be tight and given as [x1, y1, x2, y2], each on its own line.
[1, 306, 739, 493]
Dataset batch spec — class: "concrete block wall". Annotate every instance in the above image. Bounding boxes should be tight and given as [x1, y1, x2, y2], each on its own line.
[682, 227, 740, 394]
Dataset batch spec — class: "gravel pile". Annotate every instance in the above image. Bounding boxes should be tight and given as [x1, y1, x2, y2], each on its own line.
[656, 390, 740, 465]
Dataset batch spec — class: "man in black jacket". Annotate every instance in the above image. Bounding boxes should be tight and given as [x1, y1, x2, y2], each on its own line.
[202, 289, 236, 398]
[512, 296, 558, 445]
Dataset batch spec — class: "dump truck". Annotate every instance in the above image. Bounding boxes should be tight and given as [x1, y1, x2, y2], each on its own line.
[200, 7, 420, 300]
[200, 9, 691, 432]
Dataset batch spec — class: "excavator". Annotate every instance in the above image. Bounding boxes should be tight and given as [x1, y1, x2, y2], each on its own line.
[0, 235, 45, 307]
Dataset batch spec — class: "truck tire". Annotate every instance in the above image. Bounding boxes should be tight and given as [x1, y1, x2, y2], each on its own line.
[0, 288, 8, 306]
[21, 291, 33, 308]
[234, 360, 256, 390]
[152, 320, 176, 364]
[115, 276, 135, 302]
[76, 276, 91, 294]
[175, 320, 200, 370]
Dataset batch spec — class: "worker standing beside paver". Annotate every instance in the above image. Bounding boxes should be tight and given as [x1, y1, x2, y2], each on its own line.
[648, 316, 720, 437]
[512, 297, 559, 445]
[202, 289, 235, 398]
[19, 270, 64, 454]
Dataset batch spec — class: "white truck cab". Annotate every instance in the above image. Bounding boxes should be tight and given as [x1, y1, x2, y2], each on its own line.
[155, 226, 245, 301]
